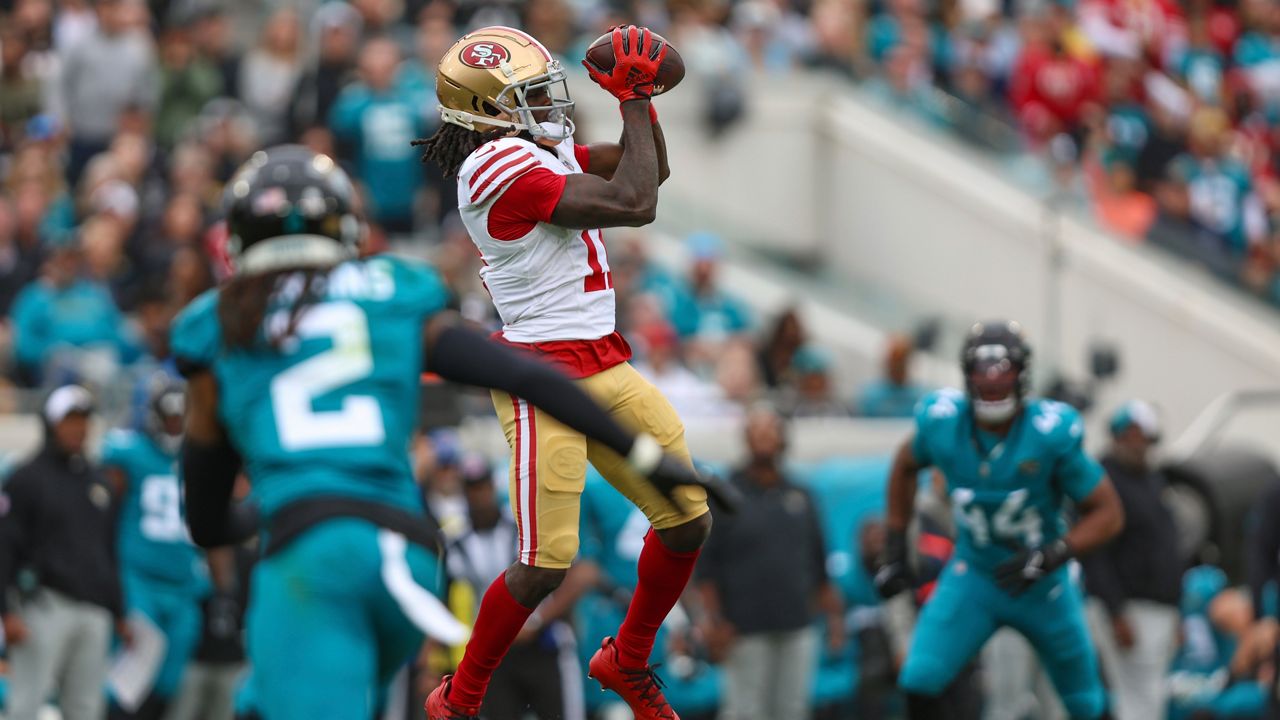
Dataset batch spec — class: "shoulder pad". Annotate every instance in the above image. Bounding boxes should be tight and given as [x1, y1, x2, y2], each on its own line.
[365, 254, 449, 316]
[914, 387, 966, 428]
[1026, 399, 1085, 444]
[100, 429, 141, 464]
[458, 137, 545, 207]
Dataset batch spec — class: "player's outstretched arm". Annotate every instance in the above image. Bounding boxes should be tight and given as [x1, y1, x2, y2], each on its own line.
[550, 100, 661, 229]
[886, 438, 925, 535]
[181, 372, 259, 548]
[876, 438, 927, 599]
[423, 313, 739, 512]
[1062, 475, 1125, 556]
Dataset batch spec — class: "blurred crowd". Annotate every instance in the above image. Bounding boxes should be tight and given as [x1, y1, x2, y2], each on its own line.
[0, 0, 943, 419]
[833, 0, 1280, 306]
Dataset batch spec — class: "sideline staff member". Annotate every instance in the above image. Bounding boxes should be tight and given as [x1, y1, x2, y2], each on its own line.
[0, 385, 127, 720]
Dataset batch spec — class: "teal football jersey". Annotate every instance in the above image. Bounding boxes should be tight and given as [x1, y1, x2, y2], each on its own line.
[911, 389, 1104, 574]
[101, 429, 209, 590]
[169, 255, 449, 520]
[1173, 155, 1257, 251]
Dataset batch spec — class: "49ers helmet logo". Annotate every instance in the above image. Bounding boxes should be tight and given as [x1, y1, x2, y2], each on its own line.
[460, 41, 510, 68]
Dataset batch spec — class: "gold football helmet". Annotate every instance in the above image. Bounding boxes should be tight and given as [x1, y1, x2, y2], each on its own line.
[436, 26, 575, 141]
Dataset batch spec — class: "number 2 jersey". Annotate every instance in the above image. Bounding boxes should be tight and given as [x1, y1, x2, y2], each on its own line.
[456, 135, 631, 377]
[911, 389, 1104, 575]
[101, 429, 209, 591]
[169, 255, 449, 521]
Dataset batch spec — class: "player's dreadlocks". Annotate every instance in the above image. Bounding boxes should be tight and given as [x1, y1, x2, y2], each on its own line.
[218, 268, 326, 350]
[413, 122, 505, 178]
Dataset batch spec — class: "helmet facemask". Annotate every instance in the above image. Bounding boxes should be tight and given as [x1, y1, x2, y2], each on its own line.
[967, 345, 1022, 425]
[440, 60, 576, 142]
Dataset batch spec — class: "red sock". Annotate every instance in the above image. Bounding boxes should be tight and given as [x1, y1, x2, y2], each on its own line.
[614, 529, 700, 668]
[448, 571, 534, 708]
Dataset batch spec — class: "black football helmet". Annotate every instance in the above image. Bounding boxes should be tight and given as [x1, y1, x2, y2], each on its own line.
[223, 145, 362, 276]
[961, 320, 1031, 423]
[143, 375, 186, 456]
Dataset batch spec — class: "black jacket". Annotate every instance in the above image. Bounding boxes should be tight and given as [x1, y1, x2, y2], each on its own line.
[0, 439, 123, 616]
[697, 466, 830, 635]
[1247, 482, 1280, 618]
[1080, 455, 1183, 614]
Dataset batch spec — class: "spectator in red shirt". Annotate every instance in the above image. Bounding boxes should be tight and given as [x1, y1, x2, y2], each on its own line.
[1010, 15, 1102, 144]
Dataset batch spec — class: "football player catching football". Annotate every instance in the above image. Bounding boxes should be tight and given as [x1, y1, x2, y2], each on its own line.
[416, 24, 720, 720]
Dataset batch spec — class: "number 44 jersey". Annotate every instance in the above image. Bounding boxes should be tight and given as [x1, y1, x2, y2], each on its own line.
[101, 429, 209, 590]
[911, 389, 1105, 575]
[170, 255, 450, 521]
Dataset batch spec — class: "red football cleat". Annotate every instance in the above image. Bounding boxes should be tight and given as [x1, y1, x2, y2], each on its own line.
[587, 636, 680, 720]
[424, 675, 480, 720]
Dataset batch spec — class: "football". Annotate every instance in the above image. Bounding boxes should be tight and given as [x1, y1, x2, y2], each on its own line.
[583, 30, 685, 96]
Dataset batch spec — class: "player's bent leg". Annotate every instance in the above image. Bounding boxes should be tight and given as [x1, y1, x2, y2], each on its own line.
[1013, 570, 1109, 720]
[247, 520, 381, 720]
[899, 567, 999, 697]
[580, 365, 706, 718]
[582, 363, 709, 530]
[439, 396, 590, 717]
[490, 391, 589, 570]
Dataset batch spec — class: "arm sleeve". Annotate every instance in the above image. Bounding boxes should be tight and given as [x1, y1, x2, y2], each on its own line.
[574, 144, 591, 172]
[487, 168, 568, 241]
[182, 438, 257, 549]
[425, 323, 634, 458]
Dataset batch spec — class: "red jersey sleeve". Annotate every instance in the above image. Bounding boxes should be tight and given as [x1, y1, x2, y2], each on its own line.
[487, 167, 567, 241]
[574, 144, 591, 173]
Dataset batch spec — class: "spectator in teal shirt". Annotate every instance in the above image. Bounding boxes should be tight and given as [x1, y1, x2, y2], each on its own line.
[329, 36, 433, 234]
[9, 243, 136, 386]
[857, 334, 930, 418]
[668, 232, 752, 341]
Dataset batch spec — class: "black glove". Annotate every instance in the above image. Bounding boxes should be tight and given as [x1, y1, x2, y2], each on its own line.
[629, 434, 742, 514]
[994, 539, 1073, 595]
[874, 530, 913, 600]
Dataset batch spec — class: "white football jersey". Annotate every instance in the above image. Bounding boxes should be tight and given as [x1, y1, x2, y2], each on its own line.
[457, 136, 614, 343]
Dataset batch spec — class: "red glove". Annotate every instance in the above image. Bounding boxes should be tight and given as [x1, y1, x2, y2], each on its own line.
[582, 25, 667, 103]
